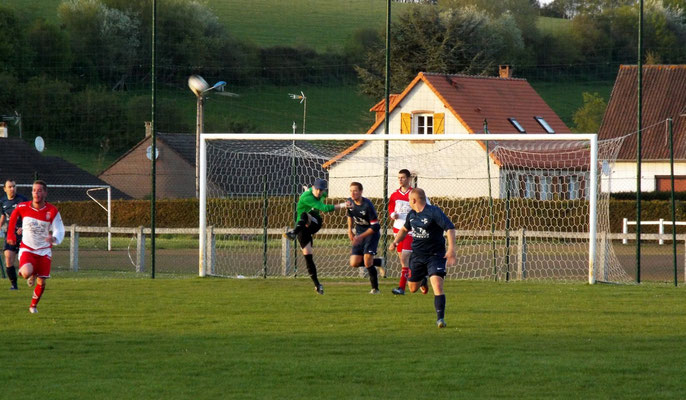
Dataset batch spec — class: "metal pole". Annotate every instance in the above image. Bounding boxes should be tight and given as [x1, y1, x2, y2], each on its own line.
[381, 0, 391, 268]
[668, 118, 677, 286]
[196, 96, 203, 198]
[107, 186, 111, 251]
[150, 0, 157, 279]
[636, 0, 644, 283]
[484, 120, 497, 280]
[302, 96, 307, 134]
[263, 174, 268, 279]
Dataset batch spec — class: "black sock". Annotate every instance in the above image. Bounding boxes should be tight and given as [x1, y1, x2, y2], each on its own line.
[367, 266, 378, 290]
[7, 266, 17, 288]
[434, 294, 446, 320]
[373, 258, 383, 267]
[304, 254, 320, 287]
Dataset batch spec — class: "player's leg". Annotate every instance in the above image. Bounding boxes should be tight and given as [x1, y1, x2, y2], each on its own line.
[407, 253, 427, 293]
[393, 233, 412, 295]
[285, 212, 312, 239]
[299, 223, 323, 294]
[362, 233, 380, 293]
[427, 256, 448, 328]
[4, 247, 18, 290]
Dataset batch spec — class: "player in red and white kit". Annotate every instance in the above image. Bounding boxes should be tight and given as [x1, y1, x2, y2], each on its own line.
[7, 180, 65, 314]
[389, 169, 427, 295]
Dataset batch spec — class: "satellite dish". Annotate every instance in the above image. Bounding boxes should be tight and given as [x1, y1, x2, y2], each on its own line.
[601, 160, 611, 176]
[35, 136, 45, 152]
[146, 145, 159, 160]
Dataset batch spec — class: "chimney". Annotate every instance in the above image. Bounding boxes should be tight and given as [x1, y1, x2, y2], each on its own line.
[0, 122, 7, 138]
[499, 65, 512, 79]
[145, 121, 152, 137]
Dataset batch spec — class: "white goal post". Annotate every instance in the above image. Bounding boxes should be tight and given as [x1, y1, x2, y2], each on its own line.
[199, 133, 627, 284]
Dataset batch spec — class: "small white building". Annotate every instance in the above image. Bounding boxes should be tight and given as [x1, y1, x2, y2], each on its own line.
[323, 69, 573, 199]
[598, 65, 686, 193]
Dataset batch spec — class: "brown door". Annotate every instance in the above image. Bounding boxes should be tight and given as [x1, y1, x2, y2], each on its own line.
[655, 176, 686, 191]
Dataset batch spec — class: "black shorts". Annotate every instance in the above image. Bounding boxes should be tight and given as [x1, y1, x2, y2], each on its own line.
[297, 214, 322, 248]
[351, 231, 380, 256]
[408, 252, 447, 282]
[4, 235, 20, 253]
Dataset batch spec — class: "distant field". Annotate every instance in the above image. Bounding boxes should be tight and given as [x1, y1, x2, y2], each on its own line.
[536, 15, 572, 36]
[1, 279, 685, 399]
[207, 0, 412, 52]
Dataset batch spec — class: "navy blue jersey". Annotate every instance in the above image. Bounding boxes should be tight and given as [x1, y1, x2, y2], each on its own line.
[404, 204, 455, 255]
[347, 197, 379, 235]
[1, 194, 27, 229]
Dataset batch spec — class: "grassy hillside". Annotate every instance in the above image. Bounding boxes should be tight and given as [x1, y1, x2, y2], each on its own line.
[531, 80, 614, 128]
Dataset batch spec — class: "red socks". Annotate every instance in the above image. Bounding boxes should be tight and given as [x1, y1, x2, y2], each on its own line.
[31, 282, 45, 308]
[399, 267, 409, 289]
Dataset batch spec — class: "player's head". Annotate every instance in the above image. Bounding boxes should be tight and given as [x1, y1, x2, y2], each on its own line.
[349, 182, 363, 201]
[32, 180, 47, 204]
[4, 180, 16, 198]
[409, 188, 427, 211]
[398, 169, 411, 189]
[312, 178, 327, 198]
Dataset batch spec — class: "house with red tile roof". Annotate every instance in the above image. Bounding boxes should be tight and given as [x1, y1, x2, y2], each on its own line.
[324, 70, 575, 198]
[598, 65, 686, 193]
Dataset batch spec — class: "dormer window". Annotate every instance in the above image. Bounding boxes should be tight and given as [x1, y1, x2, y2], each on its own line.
[508, 118, 526, 133]
[534, 116, 555, 133]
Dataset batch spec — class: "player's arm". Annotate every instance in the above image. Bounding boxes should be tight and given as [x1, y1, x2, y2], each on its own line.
[389, 226, 408, 250]
[0, 214, 6, 231]
[347, 216, 354, 241]
[444, 228, 456, 267]
[388, 194, 396, 218]
[50, 212, 65, 245]
[6, 207, 20, 245]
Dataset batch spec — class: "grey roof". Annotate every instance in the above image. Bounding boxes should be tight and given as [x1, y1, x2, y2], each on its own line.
[0, 138, 130, 202]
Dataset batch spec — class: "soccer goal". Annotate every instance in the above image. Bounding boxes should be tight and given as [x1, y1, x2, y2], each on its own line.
[199, 133, 632, 284]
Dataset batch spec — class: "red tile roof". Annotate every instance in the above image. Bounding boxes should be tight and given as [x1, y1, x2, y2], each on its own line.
[598, 65, 686, 160]
[322, 71, 570, 168]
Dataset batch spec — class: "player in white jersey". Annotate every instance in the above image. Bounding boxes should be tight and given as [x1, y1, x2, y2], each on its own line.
[7, 180, 65, 313]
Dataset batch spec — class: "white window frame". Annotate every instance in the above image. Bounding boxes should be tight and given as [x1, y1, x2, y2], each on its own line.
[414, 114, 433, 135]
[534, 116, 555, 134]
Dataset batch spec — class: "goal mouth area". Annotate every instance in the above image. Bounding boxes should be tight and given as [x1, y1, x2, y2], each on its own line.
[198, 133, 631, 284]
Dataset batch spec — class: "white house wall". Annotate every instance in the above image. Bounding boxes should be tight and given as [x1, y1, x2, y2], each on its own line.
[602, 161, 686, 192]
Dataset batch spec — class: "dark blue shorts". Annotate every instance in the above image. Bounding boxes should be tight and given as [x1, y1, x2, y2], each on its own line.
[297, 214, 321, 249]
[4, 235, 20, 253]
[408, 252, 447, 282]
[351, 231, 380, 256]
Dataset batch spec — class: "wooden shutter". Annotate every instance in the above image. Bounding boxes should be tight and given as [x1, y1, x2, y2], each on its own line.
[401, 113, 411, 134]
[433, 113, 445, 134]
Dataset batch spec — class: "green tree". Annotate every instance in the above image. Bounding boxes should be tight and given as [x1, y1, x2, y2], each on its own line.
[573, 91, 606, 133]
[355, 6, 524, 99]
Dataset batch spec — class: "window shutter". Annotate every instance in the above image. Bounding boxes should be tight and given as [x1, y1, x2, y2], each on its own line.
[401, 113, 411, 134]
[434, 113, 445, 134]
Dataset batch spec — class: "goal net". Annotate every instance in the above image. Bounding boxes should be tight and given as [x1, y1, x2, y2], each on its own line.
[199, 133, 632, 284]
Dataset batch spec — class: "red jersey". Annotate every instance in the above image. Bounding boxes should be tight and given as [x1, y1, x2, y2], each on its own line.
[8, 201, 65, 257]
[389, 187, 413, 230]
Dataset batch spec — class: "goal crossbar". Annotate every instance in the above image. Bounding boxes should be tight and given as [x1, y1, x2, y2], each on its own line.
[199, 133, 599, 283]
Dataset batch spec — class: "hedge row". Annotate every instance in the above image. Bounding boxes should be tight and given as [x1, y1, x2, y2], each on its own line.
[56, 198, 686, 234]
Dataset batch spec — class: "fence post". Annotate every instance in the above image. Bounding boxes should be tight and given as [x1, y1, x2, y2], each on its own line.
[622, 218, 628, 244]
[136, 226, 145, 273]
[69, 224, 79, 272]
[206, 225, 215, 276]
[281, 227, 291, 276]
[517, 228, 526, 280]
[659, 218, 664, 245]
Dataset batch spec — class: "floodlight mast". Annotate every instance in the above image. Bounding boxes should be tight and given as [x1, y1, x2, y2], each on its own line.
[288, 91, 306, 134]
[189, 75, 226, 198]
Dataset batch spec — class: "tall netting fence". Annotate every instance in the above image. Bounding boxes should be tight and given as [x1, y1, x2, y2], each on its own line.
[202, 134, 634, 284]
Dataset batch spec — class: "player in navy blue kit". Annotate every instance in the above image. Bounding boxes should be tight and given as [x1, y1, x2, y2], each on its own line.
[346, 182, 383, 294]
[389, 188, 456, 328]
[0, 179, 28, 290]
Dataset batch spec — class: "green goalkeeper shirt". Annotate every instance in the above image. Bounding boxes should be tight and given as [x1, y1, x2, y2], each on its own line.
[296, 187, 335, 222]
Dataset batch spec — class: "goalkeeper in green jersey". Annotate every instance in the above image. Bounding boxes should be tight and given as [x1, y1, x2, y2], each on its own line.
[284, 178, 349, 294]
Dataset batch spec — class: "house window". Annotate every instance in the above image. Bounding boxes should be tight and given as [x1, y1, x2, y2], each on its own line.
[525, 175, 536, 199]
[508, 118, 526, 133]
[540, 176, 553, 200]
[534, 116, 555, 134]
[568, 176, 579, 200]
[415, 114, 433, 135]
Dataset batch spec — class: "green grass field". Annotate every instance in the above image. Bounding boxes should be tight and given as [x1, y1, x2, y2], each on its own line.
[1, 278, 684, 399]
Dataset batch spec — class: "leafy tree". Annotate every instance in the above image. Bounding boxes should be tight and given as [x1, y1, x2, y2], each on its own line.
[573, 91, 606, 132]
[355, 6, 524, 99]
[27, 19, 72, 80]
[0, 6, 31, 77]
